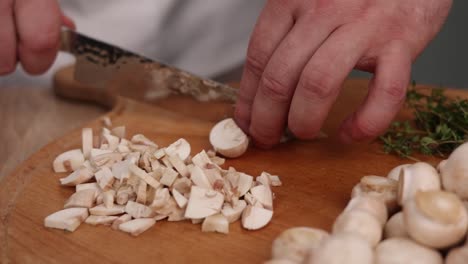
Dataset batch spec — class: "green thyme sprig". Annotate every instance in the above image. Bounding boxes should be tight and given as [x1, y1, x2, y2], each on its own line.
[380, 82, 468, 160]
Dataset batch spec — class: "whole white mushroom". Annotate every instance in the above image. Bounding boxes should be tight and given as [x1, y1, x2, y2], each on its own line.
[397, 162, 441, 206]
[375, 238, 443, 264]
[404, 190, 468, 249]
[440, 142, 468, 199]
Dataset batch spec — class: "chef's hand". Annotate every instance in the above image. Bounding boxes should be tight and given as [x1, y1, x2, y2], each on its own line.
[235, 0, 452, 147]
[0, 0, 74, 75]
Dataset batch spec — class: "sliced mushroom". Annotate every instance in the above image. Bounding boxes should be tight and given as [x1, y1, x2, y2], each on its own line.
[135, 180, 147, 204]
[111, 214, 132, 230]
[221, 200, 247, 223]
[131, 134, 158, 148]
[89, 204, 125, 216]
[94, 167, 115, 191]
[53, 149, 85, 173]
[440, 142, 468, 199]
[383, 212, 408, 239]
[103, 133, 120, 151]
[404, 190, 468, 249]
[168, 154, 189, 177]
[119, 218, 156, 236]
[76, 182, 101, 198]
[82, 128, 93, 159]
[125, 201, 156, 218]
[44, 208, 89, 232]
[237, 173, 254, 197]
[241, 205, 273, 230]
[201, 214, 229, 234]
[128, 163, 161, 189]
[306, 233, 374, 264]
[172, 177, 192, 195]
[102, 190, 116, 208]
[85, 215, 118, 226]
[150, 188, 170, 210]
[190, 166, 213, 190]
[60, 167, 94, 186]
[250, 185, 273, 210]
[165, 138, 191, 161]
[172, 189, 188, 208]
[209, 118, 249, 158]
[272, 227, 329, 263]
[90, 152, 123, 168]
[375, 238, 443, 264]
[160, 167, 178, 187]
[64, 189, 96, 209]
[116, 186, 135, 205]
[185, 186, 224, 219]
[332, 209, 383, 246]
[111, 160, 132, 181]
[256, 172, 272, 186]
[398, 162, 441, 205]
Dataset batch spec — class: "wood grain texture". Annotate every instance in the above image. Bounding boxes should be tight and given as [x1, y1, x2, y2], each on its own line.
[1, 66, 467, 264]
[0, 87, 105, 181]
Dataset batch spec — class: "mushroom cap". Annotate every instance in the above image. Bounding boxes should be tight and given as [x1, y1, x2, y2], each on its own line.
[398, 162, 441, 205]
[307, 233, 373, 264]
[209, 118, 249, 158]
[344, 195, 388, 227]
[272, 227, 329, 263]
[332, 209, 383, 246]
[383, 212, 408, 239]
[53, 149, 85, 173]
[446, 246, 468, 264]
[351, 176, 399, 214]
[387, 164, 411, 181]
[441, 142, 468, 199]
[375, 238, 443, 264]
[241, 205, 273, 230]
[165, 138, 191, 161]
[404, 190, 468, 249]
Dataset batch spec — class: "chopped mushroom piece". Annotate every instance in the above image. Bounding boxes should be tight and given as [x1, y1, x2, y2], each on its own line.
[60, 167, 94, 186]
[76, 182, 101, 197]
[119, 218, 156, 236]
[165, 138, 191, 161]
[250, 185, 273, 210]
[103, 134, 120, 151]
[111, 126, 126, 139]
[53, 149, 85, 173]
[221, 200, 247, 223]
[168, 155, 190, 177]
[94, 167, 115, 191]
[160, 167, 178, 187]
[209, 118, 249, 158]
[202, 214, 229, 234]
[237, 173, 254, 197]
[64, 189, 96, 209]
[241, 205, 273, 230]
[135, 180, 147, 204]
[172, 189, 188, 208]
[185, 186, 224, 219]
[44, 208, 89, 232]
[191, 150, 214, 169]
[128, 163, 161, 189]
[85, 215, 118, 226]
[131, 134, 158, 147]
[82, 128, 93, 159]
[102, 190, 116, 208]
[89, 204, 125, 216]
[172, 177, 192, 195]
[111, 214, 132, 230]
[190, 166, 213, 190]
[125, 201, 156, 218]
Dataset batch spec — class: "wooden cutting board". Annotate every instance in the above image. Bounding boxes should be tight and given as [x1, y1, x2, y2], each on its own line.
[1, 65, 466, 264]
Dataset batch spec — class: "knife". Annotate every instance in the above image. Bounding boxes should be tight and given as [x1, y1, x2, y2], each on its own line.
[59, 28, 238, 103]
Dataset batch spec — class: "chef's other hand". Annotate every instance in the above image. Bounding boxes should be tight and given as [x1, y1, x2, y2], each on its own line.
[235, 0, 452, 148]
[0, 0, 74, 75]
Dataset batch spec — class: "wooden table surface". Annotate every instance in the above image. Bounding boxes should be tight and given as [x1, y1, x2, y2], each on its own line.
[0, 87, 105, 180]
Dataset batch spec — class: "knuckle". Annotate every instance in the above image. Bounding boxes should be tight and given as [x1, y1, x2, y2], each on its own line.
[245, 44, 270, 78]
[249, 125, 279, 147]
[288, 123, 317, 140]
[381, 82, 406, 104]
[354, 117, 383, 138]
[259, 74, 291, 103]
[299, 69, 336, 100]
[23, 28, 59, 52]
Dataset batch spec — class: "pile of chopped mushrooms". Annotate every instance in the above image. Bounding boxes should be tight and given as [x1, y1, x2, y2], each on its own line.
[45, 118, 281, 236]
[266, 141, 468, 264]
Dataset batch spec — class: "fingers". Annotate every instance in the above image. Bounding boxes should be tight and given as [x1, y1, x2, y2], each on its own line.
[287, 22, 375, 139]
[234, 0, 295, 133]
[248, 15, 338, 146]
[15, 0, 62, 75]
[61, 12, 76, 29]
[339, 41, 411, 142]
[0, 0, 17, 74]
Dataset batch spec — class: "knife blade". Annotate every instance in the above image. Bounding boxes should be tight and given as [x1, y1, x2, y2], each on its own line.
[60, 29, 238, 103]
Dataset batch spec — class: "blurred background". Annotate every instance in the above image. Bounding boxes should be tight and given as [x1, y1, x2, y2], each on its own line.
[0, 0, 466, 89]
